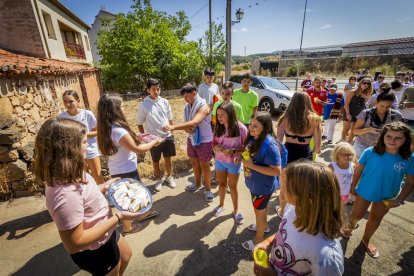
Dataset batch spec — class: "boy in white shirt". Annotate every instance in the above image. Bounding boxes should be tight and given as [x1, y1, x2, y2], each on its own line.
[197, 68, 220, 116]
[137, 78, 176, 192]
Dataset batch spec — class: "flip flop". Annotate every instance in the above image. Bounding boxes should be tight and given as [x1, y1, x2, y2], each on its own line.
[242, 240, 255, 251]
[233, 213, 244, 225]
[212, 206, 225, 217]
[122, 222, 142, 236]
[275, 205, 283, 219]
[136, 210, 159, 223]
[361, 241, 380, 258]
[185, 183, 202, 192]
[204, 191, 214, 202]
[247, 223, 270, 233]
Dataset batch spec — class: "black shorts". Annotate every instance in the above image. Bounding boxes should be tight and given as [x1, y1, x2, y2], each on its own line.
[70, 230, 120, 275]
[285, 142, 312, 164]
[150, 137, 176, 162]
[251, 193, 272, 210]
[111, 169, 141, 181]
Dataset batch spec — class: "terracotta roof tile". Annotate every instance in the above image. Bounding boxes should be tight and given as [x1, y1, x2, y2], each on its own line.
[0, 48, 97, 77]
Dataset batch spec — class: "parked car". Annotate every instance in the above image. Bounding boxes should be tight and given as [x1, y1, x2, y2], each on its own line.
[229, 75, 294, 114]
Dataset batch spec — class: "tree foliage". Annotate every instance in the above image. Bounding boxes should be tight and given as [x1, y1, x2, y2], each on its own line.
[97, 0, 204, 92]
[197, 22, 226, 74]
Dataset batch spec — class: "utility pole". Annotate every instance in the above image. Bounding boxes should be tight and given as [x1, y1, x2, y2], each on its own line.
[244, 45, 246, 57]
[225, 0, 231, 81]
[209, 0, 213, 68]
[295, 0, 308, 91]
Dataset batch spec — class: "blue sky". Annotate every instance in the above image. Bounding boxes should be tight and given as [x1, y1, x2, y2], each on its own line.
[60, 0, 414, 55]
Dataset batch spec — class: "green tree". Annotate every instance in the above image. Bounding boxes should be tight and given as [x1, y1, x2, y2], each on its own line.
[197, 22, 226, 73]
[97, 0, 204, 92]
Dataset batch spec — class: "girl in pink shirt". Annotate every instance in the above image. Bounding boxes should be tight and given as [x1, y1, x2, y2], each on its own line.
[212, 101, 248, 224]
[35, 117, 142, 276]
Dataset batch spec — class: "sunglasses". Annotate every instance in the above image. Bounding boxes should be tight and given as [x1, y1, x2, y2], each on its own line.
[361, 81, 371, 85]
[350, 78, 356, 81]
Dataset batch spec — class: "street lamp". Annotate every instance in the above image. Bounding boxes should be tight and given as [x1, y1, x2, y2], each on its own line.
[225, 1, 244, 81]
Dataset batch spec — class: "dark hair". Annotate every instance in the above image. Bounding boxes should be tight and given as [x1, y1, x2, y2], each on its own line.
[215, 102, 240, 138]
[374, 122, 412, 159]
[204, 68, 215, 76]
[376, 91, 396, 102]
[146, 78, 160, 89]
[180, 83, 197, 95]
[349, 75, 357, 81]
[244, 111, 274, 154]
[391, 80, 402, 90]
[221, 81, 233, 90]
[62, 90, 80, 101]
[241, 73, 252, 81]
[34, 117, 87, 186]
[97, 94, 140, 156]
[379, 82, 391, 93]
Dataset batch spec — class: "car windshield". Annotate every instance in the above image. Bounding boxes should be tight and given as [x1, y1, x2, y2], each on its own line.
[259, 77, 289, 90]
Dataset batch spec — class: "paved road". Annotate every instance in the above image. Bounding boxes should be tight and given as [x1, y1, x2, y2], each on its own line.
[0, 125, 413, 275]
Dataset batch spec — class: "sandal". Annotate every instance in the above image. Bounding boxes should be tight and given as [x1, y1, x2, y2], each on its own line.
[137, 210, 159, 222]
[247, 223, 270, 233]
[185, 183, 202, 192]
[122, 222, 142, 236]
[242, 240, 255, 251]
[275, 205, 283, 219]
[204, 191, 214, 202]
[233, 213, 244, 225]
[212, 206, 225, 217]
[361, 240, 380, 258]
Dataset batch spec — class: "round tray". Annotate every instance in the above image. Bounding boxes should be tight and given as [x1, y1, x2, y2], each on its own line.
[108, 178, 152, 214]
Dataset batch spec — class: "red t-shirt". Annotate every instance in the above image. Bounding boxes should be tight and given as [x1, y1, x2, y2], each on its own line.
[307, 87, 327, 116]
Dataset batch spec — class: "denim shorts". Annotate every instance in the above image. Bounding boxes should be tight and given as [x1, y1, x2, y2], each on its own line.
[215, 160, 242, 174]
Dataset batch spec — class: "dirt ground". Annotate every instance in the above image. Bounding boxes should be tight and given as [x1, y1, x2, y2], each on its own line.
[1, 97, 413, 275]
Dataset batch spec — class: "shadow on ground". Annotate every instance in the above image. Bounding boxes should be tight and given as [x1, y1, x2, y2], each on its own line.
[0, 210, 52, 240]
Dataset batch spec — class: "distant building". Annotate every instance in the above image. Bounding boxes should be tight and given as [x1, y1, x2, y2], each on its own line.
[251, 60, 279, 76]
[0, 0, 93, 63]
[342, 37, 414, 57]
[89, 9, 116, 63]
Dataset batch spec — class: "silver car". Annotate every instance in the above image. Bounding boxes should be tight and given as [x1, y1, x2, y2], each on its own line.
[229, 75, 294, 114]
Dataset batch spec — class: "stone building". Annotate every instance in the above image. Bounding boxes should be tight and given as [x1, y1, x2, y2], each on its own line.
[0, 48, 101, 199]
[89, 9, 116, 63]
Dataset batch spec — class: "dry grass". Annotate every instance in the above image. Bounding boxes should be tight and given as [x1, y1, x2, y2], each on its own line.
[122, 96, 192, 179]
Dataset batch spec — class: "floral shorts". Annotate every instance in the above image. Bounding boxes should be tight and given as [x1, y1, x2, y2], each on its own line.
[187, 138, 213, 162]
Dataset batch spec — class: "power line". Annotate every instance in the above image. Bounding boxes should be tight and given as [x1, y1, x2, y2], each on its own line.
[189, 1, 209, 19]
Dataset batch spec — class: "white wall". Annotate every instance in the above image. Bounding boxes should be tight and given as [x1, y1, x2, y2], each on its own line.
[89, 10, 115, 64]
[36, 0, 93, 63]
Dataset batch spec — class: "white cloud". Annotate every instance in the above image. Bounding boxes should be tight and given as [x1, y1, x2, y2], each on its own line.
[240, 27, 248, 32]
[396, 17, 411, 22]
[306, 8, 311, 12]
[320, 24, 331, 30]
[232, 27, 248, 32]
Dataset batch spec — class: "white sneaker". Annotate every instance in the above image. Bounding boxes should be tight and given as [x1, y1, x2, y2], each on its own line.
[154, 178, 163, 192]
[165, 176, 176, 188]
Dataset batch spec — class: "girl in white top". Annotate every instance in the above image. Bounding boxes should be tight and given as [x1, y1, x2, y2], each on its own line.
[253, 161, 344, 276]
[59, 90, 103, 184]
[97, 94, 161, 234]
[329, 142, 356, 204]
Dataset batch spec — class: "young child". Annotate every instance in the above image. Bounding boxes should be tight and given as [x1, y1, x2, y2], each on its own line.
[97, 94, 161, 235]
[343, 122, 414, 258]
[322, 84, 344, 144]
[253, 161, 344, 276]
[35, 117, 141, 276]
[137, 78, 176, 192]
[59, 90, 103, 184]
[212, 102, 248, 224]
[238, 111, 281, 251]
[232, 73, 259, 127]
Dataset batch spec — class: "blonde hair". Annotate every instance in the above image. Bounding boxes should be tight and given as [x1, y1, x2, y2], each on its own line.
[34, 118, 87, 186]
[285, 161, 343, 239]
[331, 142, 355, 162]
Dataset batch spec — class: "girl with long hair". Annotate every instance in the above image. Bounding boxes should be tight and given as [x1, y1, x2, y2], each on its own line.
[343, 122, 414, 258]
[97, 94, 161, 235]
[212, 102, 248, 224]
[35, 118, 140, 275]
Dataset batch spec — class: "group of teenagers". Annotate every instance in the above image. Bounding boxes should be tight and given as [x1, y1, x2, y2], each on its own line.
[32, 68, 414, 275]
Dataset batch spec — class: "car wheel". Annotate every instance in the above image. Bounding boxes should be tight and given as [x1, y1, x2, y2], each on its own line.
[259, 98, 274, 114]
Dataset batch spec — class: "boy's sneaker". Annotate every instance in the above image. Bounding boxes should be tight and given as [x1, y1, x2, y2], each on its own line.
[327, 140, 333, 144]
[165, 176, 176, 188]
[322, 135, 327, 140]
[154, 178, 163, 192]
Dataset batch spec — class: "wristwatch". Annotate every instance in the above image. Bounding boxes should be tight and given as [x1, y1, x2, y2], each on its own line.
[395, 197, 405, 206]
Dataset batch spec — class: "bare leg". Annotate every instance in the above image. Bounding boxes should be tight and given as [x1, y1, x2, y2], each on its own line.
[106, 261, 121, 276]
[278, 176, 287, 216]
[200, 161, 212, 191]
[191, 158, 202, 187]
[85, 157, 103, 184]
[347, 195, 371, 233]
[216, 170, 227, 207]
[117, 234, 132, 276]
[152, 161, 161, 179]
[362, 202, 389, 248]
[164, 157, 172, 177]
[342, 120, 351, 141]
[348, 122, 356, 144]
[228, 173, 240, 214]
[254, 208, 268, 244]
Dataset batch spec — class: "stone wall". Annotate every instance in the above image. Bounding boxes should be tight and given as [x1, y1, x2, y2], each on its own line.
[0, 72, 101, 199]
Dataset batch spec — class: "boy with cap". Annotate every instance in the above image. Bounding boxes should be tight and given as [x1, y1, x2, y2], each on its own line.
[322, 83, 344, 144]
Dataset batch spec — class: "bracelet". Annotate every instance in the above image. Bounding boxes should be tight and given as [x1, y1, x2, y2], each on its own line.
[395, 197, 405, 206]
[115, 213, 121, 223]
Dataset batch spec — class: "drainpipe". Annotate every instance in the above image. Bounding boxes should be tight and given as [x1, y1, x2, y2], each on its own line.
[32, 0, 51, 58]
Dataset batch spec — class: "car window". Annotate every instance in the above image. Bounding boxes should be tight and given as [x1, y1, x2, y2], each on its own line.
[230, 76, 242, 83]
[259, 77, 290, 90]
[252, 78, 263, 88]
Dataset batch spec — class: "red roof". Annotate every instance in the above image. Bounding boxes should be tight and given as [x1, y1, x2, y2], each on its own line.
[343, 37, 414, 48]
[0, 49, 97, 77]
